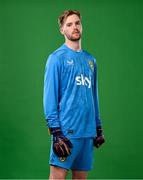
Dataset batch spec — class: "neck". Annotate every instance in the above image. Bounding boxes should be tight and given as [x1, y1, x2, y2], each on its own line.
[65, 39, 81, 51]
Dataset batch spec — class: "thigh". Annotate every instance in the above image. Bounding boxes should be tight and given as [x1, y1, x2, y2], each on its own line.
[49, 165, 68, 179]
[72, 170, 88, 179]
[71, 137, 94, 171]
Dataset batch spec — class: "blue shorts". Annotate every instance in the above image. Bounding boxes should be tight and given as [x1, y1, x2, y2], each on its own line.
[49, 137, 94, 171]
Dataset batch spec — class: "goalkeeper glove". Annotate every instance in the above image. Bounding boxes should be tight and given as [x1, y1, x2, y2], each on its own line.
[94, 126, 105, 148]
[49, 127, 73, 158]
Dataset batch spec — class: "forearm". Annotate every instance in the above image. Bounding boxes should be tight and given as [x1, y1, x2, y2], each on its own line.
[43, 54, 61, 128]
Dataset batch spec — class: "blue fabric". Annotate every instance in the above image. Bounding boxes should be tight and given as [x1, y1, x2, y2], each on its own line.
[49, 137, 94, 171]
[43, 44, 102, 138]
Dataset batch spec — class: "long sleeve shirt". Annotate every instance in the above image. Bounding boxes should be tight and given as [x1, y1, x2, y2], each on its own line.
[43, 44, 102, 138]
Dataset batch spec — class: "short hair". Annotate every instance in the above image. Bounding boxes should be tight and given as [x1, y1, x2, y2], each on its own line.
[58, 10, 81, 28]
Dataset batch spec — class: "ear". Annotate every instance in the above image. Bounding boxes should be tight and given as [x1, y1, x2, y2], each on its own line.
[60, 27, 64, 35]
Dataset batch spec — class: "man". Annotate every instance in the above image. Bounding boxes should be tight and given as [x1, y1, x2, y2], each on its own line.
[43, 10, 105, 179]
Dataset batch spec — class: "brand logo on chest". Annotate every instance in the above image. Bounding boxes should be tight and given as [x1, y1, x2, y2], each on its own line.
[66, 59, 74, 65]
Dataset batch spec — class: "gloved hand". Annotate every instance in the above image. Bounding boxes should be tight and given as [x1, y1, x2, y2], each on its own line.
[49, 127, 73, 158]
[94, 126, 105, 148]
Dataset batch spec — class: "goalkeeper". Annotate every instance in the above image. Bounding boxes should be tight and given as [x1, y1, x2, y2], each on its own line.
[43, 9, 105, 180]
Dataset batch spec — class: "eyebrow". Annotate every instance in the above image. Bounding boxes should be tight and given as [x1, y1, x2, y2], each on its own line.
[66, 20, 81, 25]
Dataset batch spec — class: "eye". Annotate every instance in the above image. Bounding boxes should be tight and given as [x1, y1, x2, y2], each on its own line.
[66, 23, 72, 27]
[76, 21, 80, 25]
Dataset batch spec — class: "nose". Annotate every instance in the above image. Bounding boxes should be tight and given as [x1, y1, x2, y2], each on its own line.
[73, 23, 78, 29]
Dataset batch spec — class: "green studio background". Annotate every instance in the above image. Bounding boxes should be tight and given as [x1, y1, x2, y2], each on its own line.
[0, 0, 143, 179]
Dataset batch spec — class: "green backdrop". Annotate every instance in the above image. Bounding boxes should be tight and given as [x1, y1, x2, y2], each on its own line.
[0, 0, 143, 179]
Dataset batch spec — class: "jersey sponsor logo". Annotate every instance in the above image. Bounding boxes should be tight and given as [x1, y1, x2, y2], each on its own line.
[75, 74, 91, 88]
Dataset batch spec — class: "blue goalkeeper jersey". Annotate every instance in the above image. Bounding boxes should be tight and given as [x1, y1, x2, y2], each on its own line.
[43, 44, 102, 138]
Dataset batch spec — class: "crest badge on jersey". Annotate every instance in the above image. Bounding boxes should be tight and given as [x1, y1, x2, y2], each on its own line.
[88, 60, 94, 71]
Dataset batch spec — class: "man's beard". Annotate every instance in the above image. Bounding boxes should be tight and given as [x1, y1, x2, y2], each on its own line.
[65, 31, 82, 41]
